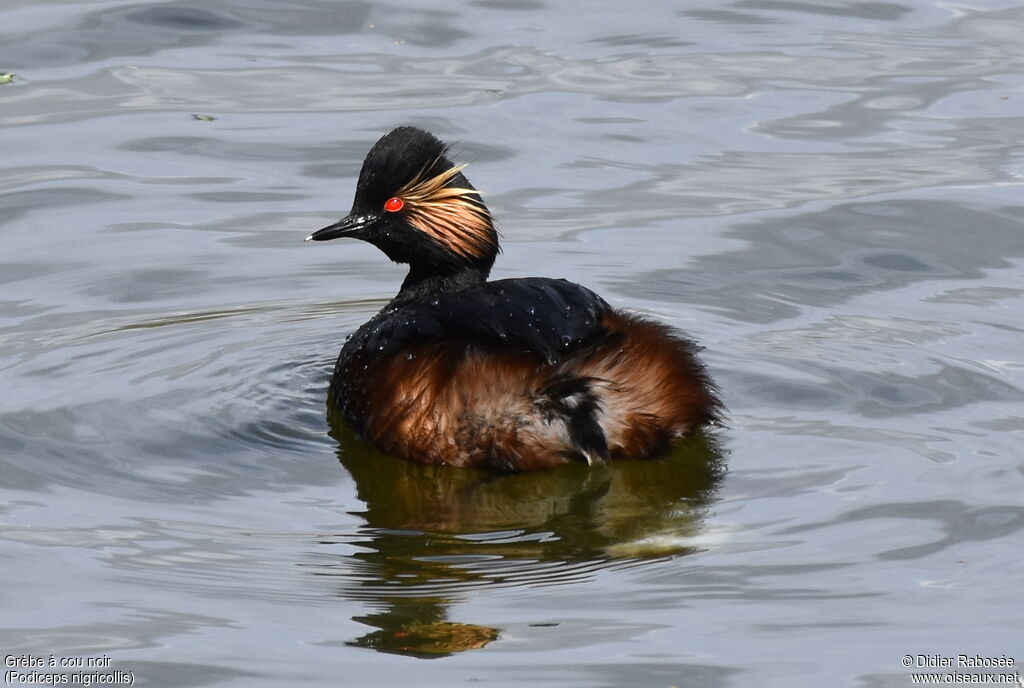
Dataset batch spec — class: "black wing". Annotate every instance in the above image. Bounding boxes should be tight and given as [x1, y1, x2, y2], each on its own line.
[366, 278, 611, 363]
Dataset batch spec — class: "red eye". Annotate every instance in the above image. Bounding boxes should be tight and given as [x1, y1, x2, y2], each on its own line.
[384, 197, 404, 213]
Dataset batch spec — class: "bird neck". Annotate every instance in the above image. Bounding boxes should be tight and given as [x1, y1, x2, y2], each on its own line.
[393, 263, 489, 304]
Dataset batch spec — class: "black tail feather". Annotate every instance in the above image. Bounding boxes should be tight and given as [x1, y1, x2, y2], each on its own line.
[541, 377, 609, 464]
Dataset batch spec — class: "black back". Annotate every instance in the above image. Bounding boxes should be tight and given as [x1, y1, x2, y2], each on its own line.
[352, 277, 612, 365]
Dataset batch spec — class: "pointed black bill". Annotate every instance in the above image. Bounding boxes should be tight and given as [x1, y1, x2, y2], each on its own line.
[305, 213, 375, 242]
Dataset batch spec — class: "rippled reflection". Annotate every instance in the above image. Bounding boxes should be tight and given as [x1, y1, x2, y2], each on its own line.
[320, 402, 724, 657]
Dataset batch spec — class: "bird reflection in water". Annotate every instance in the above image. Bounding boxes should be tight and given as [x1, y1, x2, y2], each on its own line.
[316, 402, 725, 658]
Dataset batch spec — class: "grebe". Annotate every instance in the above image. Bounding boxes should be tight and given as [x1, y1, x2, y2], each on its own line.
[308, 126, 719, 471]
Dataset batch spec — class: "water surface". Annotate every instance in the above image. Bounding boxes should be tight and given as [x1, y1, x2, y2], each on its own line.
[2, 1, 1023, 686]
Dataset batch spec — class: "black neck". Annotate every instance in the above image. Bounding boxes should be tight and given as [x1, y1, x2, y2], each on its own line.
[392, 264, 488, 304]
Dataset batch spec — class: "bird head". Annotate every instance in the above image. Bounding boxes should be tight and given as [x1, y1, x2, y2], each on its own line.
[308, 126, 498, 276]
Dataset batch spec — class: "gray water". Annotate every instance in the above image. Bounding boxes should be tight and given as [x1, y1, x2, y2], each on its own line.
[2, 1, 1023, 686]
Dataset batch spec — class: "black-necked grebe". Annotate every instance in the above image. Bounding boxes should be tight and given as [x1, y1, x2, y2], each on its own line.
[307, 126, 720, 471]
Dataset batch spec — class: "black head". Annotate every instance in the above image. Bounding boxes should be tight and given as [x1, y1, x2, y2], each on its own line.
[307, 127, 498, 276]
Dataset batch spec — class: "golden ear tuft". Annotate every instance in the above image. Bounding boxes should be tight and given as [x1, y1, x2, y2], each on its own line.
[395, 161, 497, 261]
